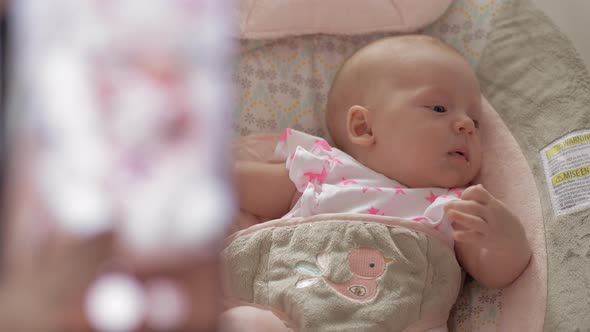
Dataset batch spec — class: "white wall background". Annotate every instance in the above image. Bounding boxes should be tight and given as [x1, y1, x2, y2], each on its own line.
[533, 0, 590, 70]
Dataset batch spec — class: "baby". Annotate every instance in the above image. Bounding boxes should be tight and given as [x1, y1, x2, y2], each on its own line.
[223, 35, 531, 331]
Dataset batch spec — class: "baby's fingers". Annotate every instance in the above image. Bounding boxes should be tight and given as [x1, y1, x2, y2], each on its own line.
[445, 200, 487, 219]
[453, 230, 484, 244]
[446, 209, 488, 235]
[462, 184, 493, 205]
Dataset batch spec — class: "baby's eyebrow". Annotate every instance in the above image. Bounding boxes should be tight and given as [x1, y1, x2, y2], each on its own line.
[411, 86, 450, 100]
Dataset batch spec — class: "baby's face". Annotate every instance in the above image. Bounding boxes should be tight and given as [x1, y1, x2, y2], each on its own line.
[367, 47, 482, 188]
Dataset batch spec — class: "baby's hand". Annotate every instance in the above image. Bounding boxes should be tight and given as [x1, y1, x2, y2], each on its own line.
[444, 184, 531, 287]
[444, 184, 522, 250]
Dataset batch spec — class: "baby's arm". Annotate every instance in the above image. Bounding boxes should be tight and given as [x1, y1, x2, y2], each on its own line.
[444, 185, 532, 289]
[235, 161, 297, 219]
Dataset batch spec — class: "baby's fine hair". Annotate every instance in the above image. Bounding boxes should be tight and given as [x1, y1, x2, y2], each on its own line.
[325, 35, 460, 150]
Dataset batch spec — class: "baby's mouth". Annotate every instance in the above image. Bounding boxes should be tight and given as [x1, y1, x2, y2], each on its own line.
[448, 149, 470, 162]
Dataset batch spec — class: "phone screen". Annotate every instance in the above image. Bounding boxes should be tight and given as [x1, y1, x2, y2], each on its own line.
[8, 0, 234, 330]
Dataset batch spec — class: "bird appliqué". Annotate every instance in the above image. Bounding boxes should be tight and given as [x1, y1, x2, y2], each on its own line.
[294, 247, 392, 302]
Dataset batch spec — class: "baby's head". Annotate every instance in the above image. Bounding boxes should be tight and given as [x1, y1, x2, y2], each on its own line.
[326, 35, 482, 188]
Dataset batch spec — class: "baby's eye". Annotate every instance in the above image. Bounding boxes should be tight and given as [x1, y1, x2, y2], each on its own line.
[431, 105, 447, 113]
[473, 120, 480, 129]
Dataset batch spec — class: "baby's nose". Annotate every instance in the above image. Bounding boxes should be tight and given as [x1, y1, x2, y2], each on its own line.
[453, 116, 475, 134]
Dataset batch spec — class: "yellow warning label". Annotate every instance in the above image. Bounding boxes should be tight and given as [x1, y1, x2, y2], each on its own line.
[546, 133, 590, 158]
[551, 164, 590, 186]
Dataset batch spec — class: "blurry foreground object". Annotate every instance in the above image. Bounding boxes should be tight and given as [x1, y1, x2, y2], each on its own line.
[4, 0, 234, 330]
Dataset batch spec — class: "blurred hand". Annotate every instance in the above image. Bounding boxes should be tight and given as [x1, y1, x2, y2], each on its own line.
[0, 231, 114, 332]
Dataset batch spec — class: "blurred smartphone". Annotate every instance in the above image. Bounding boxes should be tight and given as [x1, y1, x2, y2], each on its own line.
[7, 0, 234, 330]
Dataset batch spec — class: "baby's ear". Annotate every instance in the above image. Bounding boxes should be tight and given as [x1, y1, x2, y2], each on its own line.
[346, 105, 375, 147]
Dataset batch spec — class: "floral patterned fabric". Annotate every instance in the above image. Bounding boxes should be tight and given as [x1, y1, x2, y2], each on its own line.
[449, 277, 503, 331]
[234, 0, 508, 138]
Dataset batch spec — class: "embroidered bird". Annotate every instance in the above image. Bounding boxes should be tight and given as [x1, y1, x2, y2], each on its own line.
[295, 247, 392, 302]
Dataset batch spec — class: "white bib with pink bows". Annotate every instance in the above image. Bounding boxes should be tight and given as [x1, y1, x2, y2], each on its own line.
[275, 129, 463, 240]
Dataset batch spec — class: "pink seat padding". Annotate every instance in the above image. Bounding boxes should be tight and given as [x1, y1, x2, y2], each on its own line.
[235, 0, 453, 39]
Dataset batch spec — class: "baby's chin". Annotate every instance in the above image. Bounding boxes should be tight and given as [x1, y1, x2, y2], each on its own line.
[435, 174, 476, 189]
[381, 167, 477, 189]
